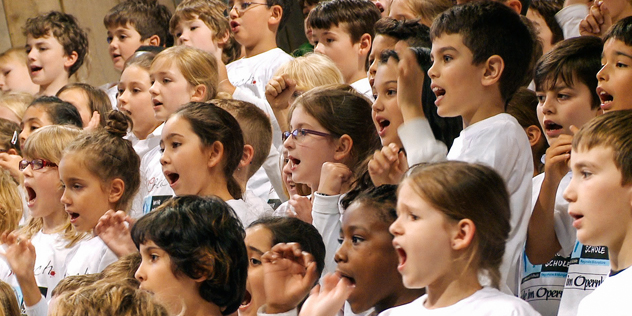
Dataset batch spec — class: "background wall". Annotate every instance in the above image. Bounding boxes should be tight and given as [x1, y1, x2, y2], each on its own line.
[0, 0, 306, 88]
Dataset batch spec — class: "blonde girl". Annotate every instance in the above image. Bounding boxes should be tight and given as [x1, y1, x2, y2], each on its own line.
[59, 111, 140, 276]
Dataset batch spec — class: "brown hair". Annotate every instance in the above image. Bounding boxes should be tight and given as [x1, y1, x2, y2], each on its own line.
[573, 110, 632, 186]
[51, 273, 100, 297]
[104, 0, 173, 47]
[307, 0, 381, 43]
[288, 84, 381, 178]
[403, 161, 511, 289]
[212, 99, 272, 179]
[57, 83, 113, 127]
[0, 171, 21, 242]
[24, 11, 89, 77]
[0, 118, 20, 154]
[63, 111, 140, 211]
[19, 125, 85, 246]
[0, 280, 19, 316]
[170, 0, 230, 44]
[395, 0, 452, 26]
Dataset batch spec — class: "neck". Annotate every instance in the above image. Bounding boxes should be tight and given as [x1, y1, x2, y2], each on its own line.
[134, 121, 162, 140]
[200, 172, 235, 201]
[245, 36, 277, 58]
[424, 266, 482, 309]
[173, 296, 223, 316]
[608, 226, 632, 271]
[345, 70, 367, 86]
[461, 91, 504, 128]
[233, 168, 249, 193]
[39, 76, 69, 96]
[41, 206, 68, 234]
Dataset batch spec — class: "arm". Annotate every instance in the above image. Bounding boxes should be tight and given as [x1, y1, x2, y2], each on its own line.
[0, 232, 41, 308]
[265, 74, 296, 133]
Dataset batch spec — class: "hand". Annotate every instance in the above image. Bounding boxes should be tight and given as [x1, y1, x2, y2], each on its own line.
[394, 41, 426, 120]
[368, 144, 408, 186]
[579, 0, 612, 37]
[0, 152, 23, 183]
[266, 74, 297, 111]
[94, 210, 137, 257]
[288, 195, 313, 224]
[299, 273, 354, 316]
[0, 231, 36, 279]
[543, 132, 575, 185]
[262, 242, 319, 314]
[317, 162, 353, 196]
[84, 111, 101, 132]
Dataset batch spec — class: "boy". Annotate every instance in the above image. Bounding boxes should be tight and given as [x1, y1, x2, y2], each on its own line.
[596, 16, 632, 112]
[307, 0, 381, 99]
[23, 11, 88, 97]
[521, 36, 603, 316]
[170, 0, 241, 65]
[563, 110, 632, 315]
[400, 1, 534, 294]
[0, 48, 39, 95]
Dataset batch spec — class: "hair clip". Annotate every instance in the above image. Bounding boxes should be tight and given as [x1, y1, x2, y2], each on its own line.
[11, 131, 17, 145]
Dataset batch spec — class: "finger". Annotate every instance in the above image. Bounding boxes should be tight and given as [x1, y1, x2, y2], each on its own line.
[569, 125, 579, 135]
[585, 14, 601, 34]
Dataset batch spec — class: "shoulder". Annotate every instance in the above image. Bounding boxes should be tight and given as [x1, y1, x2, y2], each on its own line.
[465, 288, 541, 315]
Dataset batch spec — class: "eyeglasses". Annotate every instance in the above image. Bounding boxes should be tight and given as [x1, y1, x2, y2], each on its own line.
[19, 159, 57, 171]
[228, 2, 270, 15]
[282, 128, 333, 142]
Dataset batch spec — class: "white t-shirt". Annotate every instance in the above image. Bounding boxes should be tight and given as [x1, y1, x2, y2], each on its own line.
[139, 144, 175, 215]
[99, 82, 118, 111]
[577, 266, 632, 316]
[226, 198, 270, 228]
[350, 77, 374, 101]
[379, 287, 541, 316]
[64, 235, 117, 276]
[126, 123, 163, 161]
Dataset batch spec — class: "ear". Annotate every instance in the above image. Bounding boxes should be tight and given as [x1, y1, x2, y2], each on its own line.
[506, 0, 522, 15]
[333, 134, 353, 162]
[107, 178, 125, 205]
[358, 33, 372, 56]
[525, 125, 543, 148]
[190, 84, 207, 102]
[142, 35, 161, 47]
[63, 51, 79, 70]
[206, 140, 225, 169]
[451, 218, 476, 251]
[269, 5, 283, 27]
[239, 144, 255, 169]
[7, 148, 18, 155]
[481, 55, 504, 87]
[216, 30, 231, 49]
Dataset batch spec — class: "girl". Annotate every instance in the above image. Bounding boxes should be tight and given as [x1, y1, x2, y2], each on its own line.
[59, 110, 140, 275]
[117, 51, 163, 159]
[57, 83, 112, 128]
[284, 84, 380, 273]
[240, 216, 325, 316]
[139, 45, 218, 216]
[0, 125, 83, 312]
[387, 162, 539, 314]
[132, 195, 247, 316]
[161, 102, 260, 226]
[19, 96, 83, 148]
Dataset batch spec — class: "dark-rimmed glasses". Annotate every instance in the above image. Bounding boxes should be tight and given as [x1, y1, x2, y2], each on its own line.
[228, 2, 270, 15]
[282, 128, 332, 142]
[19, 159, 57, 171]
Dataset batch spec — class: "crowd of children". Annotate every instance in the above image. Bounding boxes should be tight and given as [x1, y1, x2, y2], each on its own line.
[0, 0, 631, 315]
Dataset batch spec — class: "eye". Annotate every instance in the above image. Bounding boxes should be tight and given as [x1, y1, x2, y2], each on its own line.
[351, 236, 364, 244]
[616, 62, 628, 68]
[249, 258, 262, 266]
[175, 32, 182, 38]
[536, 94, 545, 103]
[326, 38, 334, 43]
[313, 40, 319, 46]
[25, 48, 32, 54]
[557, 93, 570, 100]
[150, 254, 159, 262]
[407, 211, 419, 221]
[119, 34, 127, 40]
[171, 141, 181, 149]
[191, 26, 198, 31]
[106, 36, 113, 44]
[581, 170, 592, 179]
[30, 125, 40, 132]
[337, 237, 343, 244]
[162, 78, 171, 84]
[386, 89, 397, 96]
[118, 88, 124, 95]
[133, 88, 142, 93]
[442, 55, 452, 63]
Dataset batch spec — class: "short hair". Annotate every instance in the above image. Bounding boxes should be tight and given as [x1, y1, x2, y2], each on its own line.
[403, 161, 511, 289]
[604, 16, 632, 46]
[212, 99, 272, 179]
[343, 184, 398, 224]
[51, 281, 168, 316]
[0, 170, 22, 234]
[0, 118, 20, 154]
[274, 53, 344, 92]
[307, 0, 381, 43]
[170, 0, 229, 42]
[57, 83, 113, 127]
[430, 1, 534, 102]
[529, 0, 564, 47]
[374, 17, 431, 48]
[131, 196, 248, 315]
[395, 0, 452, 27]
[104, 0, 173, 47]
[0, 47, 28, 67]
[29, 96, 84, 128]
[0, 91, 34, 122]
[534, 36, 602, 110]
[24, 11, 89, 77]
[0, 280, 20, 316]
[248, 216, 326, 277]
[572, 110, 632, 186]
[99, 252, 142, 287]
[267, 0, 293, 30]
[151, 46, 218, 101]
[51, 273, 100, 297]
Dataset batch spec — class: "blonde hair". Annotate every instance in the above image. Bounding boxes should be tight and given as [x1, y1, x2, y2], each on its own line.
[396, 0, 452, 26]
[0, 48, 27, 67]
[0, 170, 22, 234]
[19, 125, 85, 247]
[0, 91, 34, 122]
[275, 53, 344, 91]
[0, 280, 19, 316]
[151, 46, 219, 101]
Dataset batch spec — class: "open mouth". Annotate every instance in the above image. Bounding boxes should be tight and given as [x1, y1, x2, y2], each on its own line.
[544, 121, 563, 132]
[289, 156, 301, 166]
[30, 65, 42, 73]
[230, 21, 240, 32]
[165, 172, 180, 186]
[598, 89, 613, 107]
[239, 289, 252, 310]
[112, 53, 122, 59]
[336, 271, 356, 286]
[432, 86, 446, 98]
[25, 185, 36, 206]
[67, 211, 80, 222]
[152, 99, 163, 108]
[378, 118, 391, 131]
[394, 245, 407, 270]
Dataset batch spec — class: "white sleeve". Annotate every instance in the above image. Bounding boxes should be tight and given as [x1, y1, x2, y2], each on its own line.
[25, 295, 47, 316]
[312, 193, 342, 276]
[262, 144, 287, 202]
[397, 117, 447, 166]
[555, 4, 588, 39]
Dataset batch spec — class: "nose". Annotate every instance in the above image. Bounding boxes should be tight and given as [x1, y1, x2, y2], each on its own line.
[159, 148, 169, 166]
[229, 5, 239, 19]
[149, 81, 158, 97]
[372, 96, 384, 112]
[118, 89, 128, 108]
[368, 60, 377, 87]
[563, 174, 577, 203]
[60, 185, 71, 206]
[540, 95, 555, 115]
[283, 134, 295, 149]
[389, 215, 403, 236]
[334, 239, 348, 264]
[178, 29, 190, 44]
[314, 42, 324, 55]
[427, 61, 437, 79]
[21, 163, 33, 178]
[18, 130, 28, 147]
[135, 261, 146, 282]
[597, 64, 607, 82]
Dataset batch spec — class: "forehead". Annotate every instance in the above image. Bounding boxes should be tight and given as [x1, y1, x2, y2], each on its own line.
[245, 225, 273, 250]
[26, 33, 60, 46]
[571, 145, 616, 168]
[107, 23, 139, 34]
[343, 201, 389, 229]
[431, 33, 468, 53]
[603, 38, 632, 56]
[149, 58, 175, 74]
[289, 105, 326, 129]
[313, 23, 351, 38]
[23, 106, 49, 121]
[375, 60, 398, 81]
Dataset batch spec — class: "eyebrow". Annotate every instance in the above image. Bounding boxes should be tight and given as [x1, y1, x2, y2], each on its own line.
[164, 133, 183, 140]
[615, 50, 632, 59]
[572, 161, 599, 170]
[433, 46, 457, 55]
[247, 245, 264, 255]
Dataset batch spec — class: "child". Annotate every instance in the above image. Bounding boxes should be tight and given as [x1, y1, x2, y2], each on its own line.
[117, 51, 163, 159]
[0, 125, 83, 313]
[401, 1, 535, 294]
[0, 92, 34, 125]
[0, 48, 39, 95]
[23, 11, 88, 96]
[579, 0, 632, 37]
[59, 111, 140, 275]
[384, 162, 539, 315]
[19, 96, 83, 149]
[139, 46, 218, 216]
[132, 195, 248, 316]
[388, 0, 452, 26]
[563, 110, 632, 315]
[596, 16, 632, 112]
[240, 216, 326, 316]
[57, 83, 111, 128]
[102, 0, 172, 106]
[307, 0, 381, 99]
[0, 169, 21, 233]
[526, 0, 564, 55]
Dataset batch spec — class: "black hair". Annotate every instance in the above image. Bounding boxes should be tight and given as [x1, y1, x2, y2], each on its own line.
[30, 96, 83, 128]
[604, 16, 632, 46]
[104, 0, 173, 47]
[307, 0, 381, 44]
[267, 0, 293, 30]
[132, 195, 248, 315]
[374, 17, 431, 48]
[343, 184, 398, 223]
